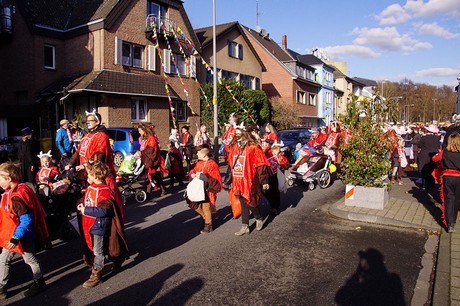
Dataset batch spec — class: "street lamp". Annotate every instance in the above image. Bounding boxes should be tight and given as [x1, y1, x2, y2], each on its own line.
[456, 76, 460, 114]
[212, 0, 219, 158]
[432, 98, 438, 122]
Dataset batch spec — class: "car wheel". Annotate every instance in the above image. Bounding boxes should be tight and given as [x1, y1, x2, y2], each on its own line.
[318, 170, 331, 189]
[113, 152, 124, 167]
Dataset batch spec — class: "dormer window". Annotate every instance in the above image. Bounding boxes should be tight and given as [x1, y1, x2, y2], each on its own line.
[228, 41, 243, 60]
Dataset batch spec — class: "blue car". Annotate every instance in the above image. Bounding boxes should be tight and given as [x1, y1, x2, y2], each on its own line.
[106, 128, 141, 166]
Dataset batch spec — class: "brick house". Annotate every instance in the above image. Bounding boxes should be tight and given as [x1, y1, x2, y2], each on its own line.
[243, 28, 321, 128]
[195, 21, 265, 90]
[0, 0, 202, 146]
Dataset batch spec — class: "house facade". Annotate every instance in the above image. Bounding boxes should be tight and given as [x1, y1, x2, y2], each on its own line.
[0, 0, 201, 145]
[243, 30, 321, 128]
[195, 21, 265, 90]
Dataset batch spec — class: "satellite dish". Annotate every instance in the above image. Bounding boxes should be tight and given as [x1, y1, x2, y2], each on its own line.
[255, 25, 262, 33]
[260, 28, 268, 37]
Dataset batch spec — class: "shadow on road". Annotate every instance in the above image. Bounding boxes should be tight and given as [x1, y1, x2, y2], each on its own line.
[87, 263, 204, 305]
[335, 248, 406, 306]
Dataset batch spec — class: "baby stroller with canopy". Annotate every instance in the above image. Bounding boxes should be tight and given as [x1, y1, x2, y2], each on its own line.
[116, 155, 148, 203]
[287, 152, 334, 190]
[35, 176, 81, 240]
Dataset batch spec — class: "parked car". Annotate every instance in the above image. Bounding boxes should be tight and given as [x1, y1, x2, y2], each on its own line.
[0, 136, 20, 163]
[278, 128, 313, 163]
[106, 128, 141, 167]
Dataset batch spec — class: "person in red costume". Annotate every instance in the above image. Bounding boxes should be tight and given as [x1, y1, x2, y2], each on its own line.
[66, 109, 126, 266]
[136, 123, 167, 196]
[36, 150, 60, 196]
[324, 121, 342, 163]
[264, 140, 289, 215]
[228, 125, 271, 236]
[221, 113, 237, 159]
[77, 161, 128, 288]
[67, 109, 115, 176]
[261, 122, 278, 154]
[180, 126, 194, 173]
[308, 129, 327, 150]
[0, 162, 49, 299]
[188, 144, 222, 234]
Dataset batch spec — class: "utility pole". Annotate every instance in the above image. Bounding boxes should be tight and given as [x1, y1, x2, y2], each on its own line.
[456, 76, 460, 114]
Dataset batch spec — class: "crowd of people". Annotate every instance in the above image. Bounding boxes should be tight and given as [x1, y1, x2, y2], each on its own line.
[2, 109, 460, 300]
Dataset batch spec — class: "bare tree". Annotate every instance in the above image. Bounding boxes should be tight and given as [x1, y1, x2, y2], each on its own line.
[269, 97, 299, 130]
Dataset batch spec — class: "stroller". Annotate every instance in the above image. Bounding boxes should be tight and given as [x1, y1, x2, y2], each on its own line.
[36, 177, 81, 240]
[116, 155, 148, 204]
[287, 153, 333, 190]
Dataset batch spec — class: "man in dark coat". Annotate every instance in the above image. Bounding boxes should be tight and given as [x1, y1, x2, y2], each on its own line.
[17, 127, 40, 183]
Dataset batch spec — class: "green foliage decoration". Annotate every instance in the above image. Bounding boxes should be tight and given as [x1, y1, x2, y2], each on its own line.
[338, 95, 393, 188]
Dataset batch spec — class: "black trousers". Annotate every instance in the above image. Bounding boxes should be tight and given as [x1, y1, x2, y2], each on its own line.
[239, 196, 261, 225]
[443, 176, 460, 225]
[264, 173, 281, 210]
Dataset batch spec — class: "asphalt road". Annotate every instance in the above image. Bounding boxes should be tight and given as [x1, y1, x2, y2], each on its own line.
[4, 178, 429, 305]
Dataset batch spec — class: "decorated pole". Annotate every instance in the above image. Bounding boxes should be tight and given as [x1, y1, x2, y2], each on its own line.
[212, 0, 219, 159]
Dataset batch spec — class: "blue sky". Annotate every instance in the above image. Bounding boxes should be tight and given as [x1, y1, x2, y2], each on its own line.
[184, 0, 460, 88]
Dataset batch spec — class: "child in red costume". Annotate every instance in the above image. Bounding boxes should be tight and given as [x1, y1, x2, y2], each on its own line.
[261, 122, 278, 154]
[166, 142, 185, 189]
[36, 151, 60, 196]
[188, 145, 222, 233]
[228, 126, 271, 236]
[77, 161, 128, 288]
[0, 162, 49, 299]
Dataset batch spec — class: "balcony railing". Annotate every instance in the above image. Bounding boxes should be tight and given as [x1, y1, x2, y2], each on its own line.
[146, 14, 176, 36]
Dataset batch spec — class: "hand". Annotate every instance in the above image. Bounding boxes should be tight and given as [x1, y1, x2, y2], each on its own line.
[62, 153, 67, 157]
[76, 165, 85, 171]
[64, 165, 71, 171]
[190, 173, 197, 179]
[262, 184, 270, 191]
[6, 241, 17, 250]
[77, 204, 85, 214]
[30, 166, 34, 172]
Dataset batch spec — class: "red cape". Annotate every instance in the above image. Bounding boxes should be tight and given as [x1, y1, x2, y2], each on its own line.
[0, 183, 49, 254]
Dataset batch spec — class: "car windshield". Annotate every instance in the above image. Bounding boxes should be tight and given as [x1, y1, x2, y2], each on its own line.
[278, 132, 299, 141]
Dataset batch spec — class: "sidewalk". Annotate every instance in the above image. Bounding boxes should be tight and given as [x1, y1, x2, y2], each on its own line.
[328, 175, 455, 306]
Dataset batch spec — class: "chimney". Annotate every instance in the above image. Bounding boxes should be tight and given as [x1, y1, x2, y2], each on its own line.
[282, 35, 287, 49]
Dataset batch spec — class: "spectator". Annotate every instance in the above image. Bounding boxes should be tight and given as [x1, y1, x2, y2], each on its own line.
[17, 127, 40, 184]
[194, 124, 212, 148]
[55, 119, 74, 166]
[169, 128, 180, 149]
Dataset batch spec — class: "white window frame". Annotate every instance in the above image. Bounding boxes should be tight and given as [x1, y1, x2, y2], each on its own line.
[296, 90, 306, 104]
[131, 99, 148, 122]
[44, 44, 55, 70]
[148, 45, 156, 71]
[228, 41, 242, 59]
[308, 93, 316, 106]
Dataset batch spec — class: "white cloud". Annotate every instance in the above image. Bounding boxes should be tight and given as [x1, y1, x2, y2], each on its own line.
[376, 4, 411, 25]
[352, 27, 432, 51]
[414, 67, 460, 77]
[376, 0, 460, 24]
[316, 45, 380, 59]
[405, 0, 460, 18]
[415, 22, 459, 39]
